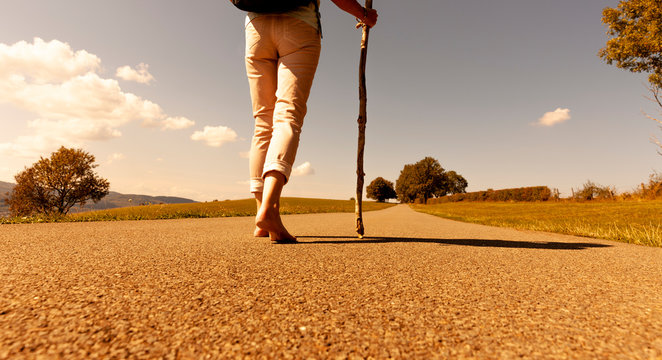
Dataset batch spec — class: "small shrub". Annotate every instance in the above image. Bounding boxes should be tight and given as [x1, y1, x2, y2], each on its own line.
[427, 186, 552, 203]
[572, 181, 616, 201]
[634, 172, 662, 200]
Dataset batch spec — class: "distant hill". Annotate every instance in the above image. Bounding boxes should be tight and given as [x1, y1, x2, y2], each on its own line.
[0, 181, 196, 216]
[81, 191, 197, 211]
[0, 181, 13, 196]
[0, 181, 14, 216]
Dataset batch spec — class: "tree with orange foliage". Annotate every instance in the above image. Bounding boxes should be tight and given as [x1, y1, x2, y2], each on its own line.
[6, 147, 110, 216]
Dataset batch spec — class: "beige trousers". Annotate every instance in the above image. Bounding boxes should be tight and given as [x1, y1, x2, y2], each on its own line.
[246, 15, 321, 193]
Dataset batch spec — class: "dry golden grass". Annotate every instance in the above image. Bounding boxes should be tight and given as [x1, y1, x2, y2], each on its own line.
[0, 198, 396, 224]
[412, 200, 662, 247]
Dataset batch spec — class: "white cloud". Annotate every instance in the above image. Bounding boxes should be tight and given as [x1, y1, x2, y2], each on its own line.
[0, 38, 100, 83]
[107, 153, 125, 164]
[0, 38, 194, 157]
[162, 116, 194, 130]
[0, 134, 69, 158]
[191, 126, 238, 147]
[28, 118, 122, 141]
[292, 161, 315, 176]
[536, 108, 571, 127]
[116, 63, 154, 84]
[239, 151, 250, 159]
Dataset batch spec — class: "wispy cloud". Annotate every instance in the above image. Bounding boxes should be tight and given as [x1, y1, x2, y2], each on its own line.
[0, 38, 194, 157]
[535, 108, 571, 127]
[191, 126, 238, 147]
[116, 63, 154, 84]
[106, 153, 125, 164]
[292, 161, 315, 176]
[239, 151, 250, 159]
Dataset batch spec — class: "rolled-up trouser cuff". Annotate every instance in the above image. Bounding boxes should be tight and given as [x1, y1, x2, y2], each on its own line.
[250, 178, 264, 193]
[262, 160, 292, 185]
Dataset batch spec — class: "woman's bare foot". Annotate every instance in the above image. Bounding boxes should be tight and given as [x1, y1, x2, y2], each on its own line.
[254, 227, 269, 237]
[252, 192, 269, 237]
[254, 171, 296, 243]
[255, 204, 297, 243]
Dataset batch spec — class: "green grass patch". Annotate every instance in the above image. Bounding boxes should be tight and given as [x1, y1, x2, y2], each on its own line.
[0, 198, 396, 224]
[412, 201, 662, 247]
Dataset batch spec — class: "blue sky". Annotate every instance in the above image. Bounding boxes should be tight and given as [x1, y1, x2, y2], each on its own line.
[1, 0, 660, 201]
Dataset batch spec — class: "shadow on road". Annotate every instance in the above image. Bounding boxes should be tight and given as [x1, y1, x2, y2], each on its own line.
[295, 236, 612, 250]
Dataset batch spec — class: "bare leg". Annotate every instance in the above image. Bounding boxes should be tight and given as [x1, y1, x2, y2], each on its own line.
[255, 171, 296, 242]
[253, 192, 269, 237]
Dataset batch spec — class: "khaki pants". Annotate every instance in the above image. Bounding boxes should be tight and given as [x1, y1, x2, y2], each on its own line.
[245, 15, 321, 193]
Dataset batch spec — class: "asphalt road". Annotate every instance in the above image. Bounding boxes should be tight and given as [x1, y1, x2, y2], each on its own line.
[1, 205, 660, 359]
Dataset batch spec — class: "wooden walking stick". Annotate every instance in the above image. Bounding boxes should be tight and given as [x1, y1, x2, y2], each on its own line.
[355, 0, 372, 238]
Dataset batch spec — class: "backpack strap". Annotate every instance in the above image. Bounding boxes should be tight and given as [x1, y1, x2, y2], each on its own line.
[313, 0, 323, 38]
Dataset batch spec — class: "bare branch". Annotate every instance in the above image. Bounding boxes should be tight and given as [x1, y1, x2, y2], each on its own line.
[646, 85, 662, 108]
[651, 135, 662, 156]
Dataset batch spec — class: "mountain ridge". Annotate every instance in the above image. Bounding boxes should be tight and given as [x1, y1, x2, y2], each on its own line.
[0, 181, 197, 216]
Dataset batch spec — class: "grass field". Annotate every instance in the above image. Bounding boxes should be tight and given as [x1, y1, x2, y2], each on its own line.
[412, 201, 662, 247]
[0, 198, 396, 224]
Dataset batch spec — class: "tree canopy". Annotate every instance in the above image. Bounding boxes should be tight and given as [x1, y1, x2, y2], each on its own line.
[599, 0, 662, 89]
[366, 177, 397, 202]
[442, 171, 469, 197]
[599, 0, 662, 154]
[395, 157, 468, 203]
[6, 147, 110, 216]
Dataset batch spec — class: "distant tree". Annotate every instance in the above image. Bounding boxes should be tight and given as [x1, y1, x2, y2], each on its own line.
[439, 170, 468, 197]
[395, 157, 468, 204]
[366, 177, 397, 202]
[599, 0, 662, 153]
[395, 164, 418, 203]
[396, 157, 443, 204]
[6, 147, 110, 216]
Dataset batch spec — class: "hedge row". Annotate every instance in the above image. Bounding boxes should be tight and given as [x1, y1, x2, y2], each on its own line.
[426, 186, 552, 204]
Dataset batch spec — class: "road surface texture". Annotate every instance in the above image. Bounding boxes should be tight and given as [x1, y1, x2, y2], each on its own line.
[1, 205, 660, 359]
